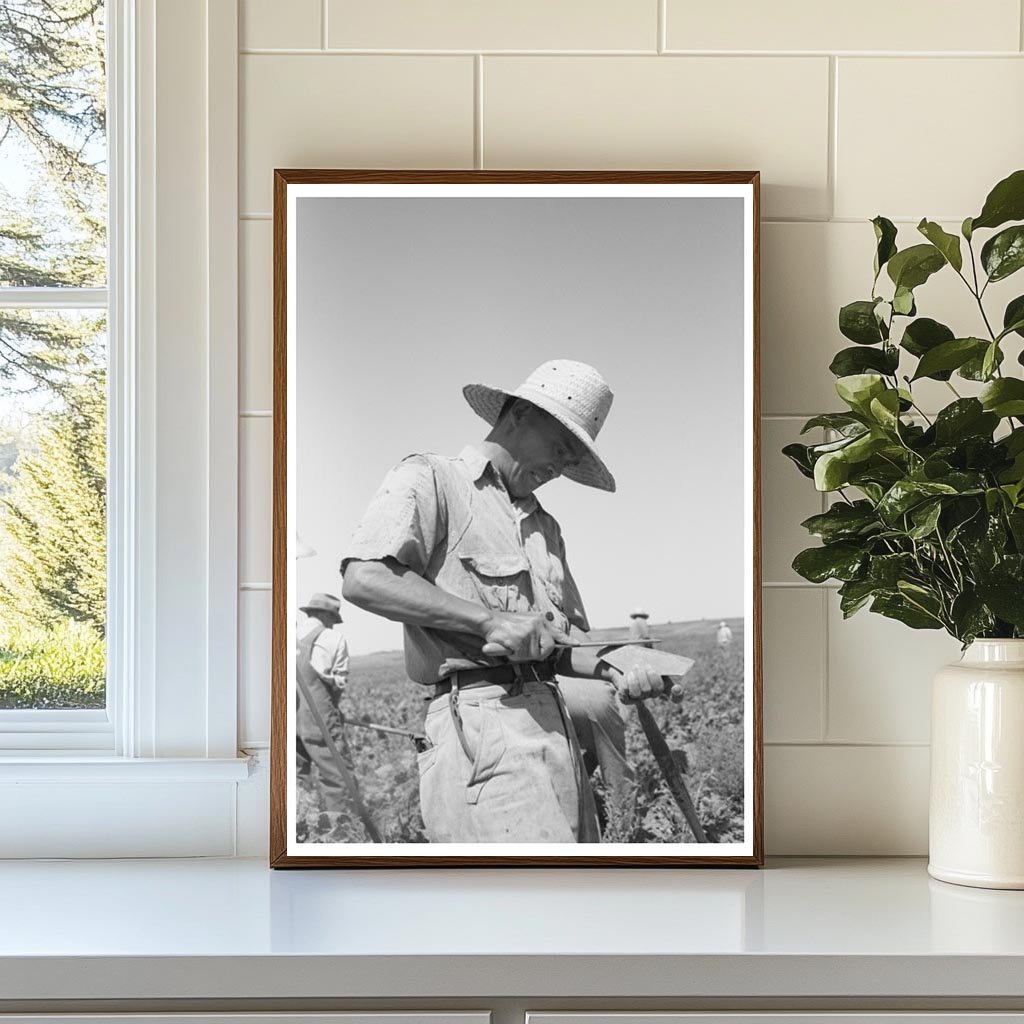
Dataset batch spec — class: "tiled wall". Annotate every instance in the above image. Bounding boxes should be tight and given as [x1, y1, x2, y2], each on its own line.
[236, 0, 1024, 854]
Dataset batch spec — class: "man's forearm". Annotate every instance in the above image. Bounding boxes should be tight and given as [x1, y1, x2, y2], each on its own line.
[342, 558, 492, 637]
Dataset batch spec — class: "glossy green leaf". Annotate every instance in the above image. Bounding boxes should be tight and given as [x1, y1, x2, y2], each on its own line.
[829, 345, 899, 378]
[838, 579, 881, 618]
[868, 553, 915, 587]
[900, 318, 955, 365]
[782, 442, 815, 479]
[868, 389, 902, 431]
[911, 338, 987, 381]
[976, 574, 1024, 629]
[933, 399, 999, 445]
[800, 501, 879, 543]
[950, 593, 995, 644]
[839, 299, 886, 345]
[877, 479, 958, 524]
[835, 373, 886, 414]
[800, 413, 866, 435]
[980, 378, 1024, 418]
[917, 219, 963, 272]
[971, 168, 1024, 232]
[982, 342, 1001, 381]
[1003, 295, 1024, 339]
[814, 450, 850, 491]
[962, 216, 974, 241]
[959, 344, 1004, 381]
[981, 225, 1024, 282]
[887, 244, 946, 291]
[871, 594, 943, 630]
[908, 500, 943, 540]
[872, 216, 898, 277]
[792, 543, 866, 584]
[892, 286, 916, 316]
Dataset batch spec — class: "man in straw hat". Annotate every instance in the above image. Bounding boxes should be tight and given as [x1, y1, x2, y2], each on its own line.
[296, 592, 354, 815]
[628, 606, 653, 645]
[342, 359, 671, 843]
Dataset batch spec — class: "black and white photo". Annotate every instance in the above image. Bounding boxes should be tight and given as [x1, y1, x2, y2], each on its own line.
[271, 171, 762, 866]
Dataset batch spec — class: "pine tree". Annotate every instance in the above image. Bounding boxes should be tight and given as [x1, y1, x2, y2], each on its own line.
[0, 0, 106, 397]
[0, 371, 105, 632]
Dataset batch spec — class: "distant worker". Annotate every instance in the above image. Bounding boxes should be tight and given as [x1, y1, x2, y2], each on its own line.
[628, 606, 652, 646]
[716, 620, 733, 648]
[296, 592, 353, 814]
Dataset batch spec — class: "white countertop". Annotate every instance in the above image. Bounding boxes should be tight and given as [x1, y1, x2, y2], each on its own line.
[1, 857, 1023, 1001]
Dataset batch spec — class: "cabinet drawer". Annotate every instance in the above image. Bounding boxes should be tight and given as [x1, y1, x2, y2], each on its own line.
[528, 1016, 1024, 1024]
[0, 1016, 490, 1024]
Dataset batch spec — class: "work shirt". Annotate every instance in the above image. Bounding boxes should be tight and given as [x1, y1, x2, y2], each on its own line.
[342, 445, 589, 685]
[296, 618, 349, 692]
[628, 617, 651, 643]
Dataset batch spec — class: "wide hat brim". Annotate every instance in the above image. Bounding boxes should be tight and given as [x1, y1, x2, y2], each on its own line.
[462, 383, 616, 492]
[300, 605, 342, 620]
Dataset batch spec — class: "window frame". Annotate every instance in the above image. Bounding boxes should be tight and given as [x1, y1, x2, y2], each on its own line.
[0, 0, 247, 857]
[0, 5, 117, 751]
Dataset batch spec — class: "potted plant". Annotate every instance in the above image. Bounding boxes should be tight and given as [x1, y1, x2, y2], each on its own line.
[785, 169, 1024, 889]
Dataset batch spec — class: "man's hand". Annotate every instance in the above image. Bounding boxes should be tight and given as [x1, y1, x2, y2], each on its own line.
[481, 611, 574, 662]
[607, 663, 684, 704]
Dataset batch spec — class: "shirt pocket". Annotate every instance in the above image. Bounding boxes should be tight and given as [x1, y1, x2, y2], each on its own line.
[459, 550, 531, 613]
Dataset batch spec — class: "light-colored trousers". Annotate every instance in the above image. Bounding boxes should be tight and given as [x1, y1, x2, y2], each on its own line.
[418, 679, 601, 843]
[559, 675, 637, 817]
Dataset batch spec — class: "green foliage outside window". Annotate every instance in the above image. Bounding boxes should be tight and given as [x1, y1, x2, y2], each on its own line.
[0, 1, 107, 709]
[785, 170, 1024, 645]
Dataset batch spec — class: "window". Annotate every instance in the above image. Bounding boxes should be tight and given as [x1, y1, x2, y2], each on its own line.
[0, 1, 110, 745]
[0, 0, 245, 856]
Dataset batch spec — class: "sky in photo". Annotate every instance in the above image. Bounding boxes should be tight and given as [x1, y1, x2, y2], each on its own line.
[295, 196, 747, 656]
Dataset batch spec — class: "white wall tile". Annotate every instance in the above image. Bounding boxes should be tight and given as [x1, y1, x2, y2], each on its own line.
[241, 0, 321, 50]
[240, 417, 273, 585]
[483, 56, 830, 219]
[836, 58, 1024, 221]
[328, 0, 656, 51]
[240, 220, 272, 411]
[240, 55, 474, 213]
[766, 744, 929, 854]
[763, 588, 825, 743]
[239, 589, 272, 746]
[827, 596, 962, 743]
[761, 418, 824, 584]
[761, 221, 1019, 416]
[666, 0, 1020, 53]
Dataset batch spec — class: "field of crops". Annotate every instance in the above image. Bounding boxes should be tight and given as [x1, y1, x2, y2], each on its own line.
[296, 617, 746, 845]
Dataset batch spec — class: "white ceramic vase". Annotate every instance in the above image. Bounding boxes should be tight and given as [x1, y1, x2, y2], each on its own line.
[929, 639, 1024, 889]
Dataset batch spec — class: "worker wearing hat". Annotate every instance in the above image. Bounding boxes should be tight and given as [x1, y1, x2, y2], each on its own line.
[342, 359, 671, 844]
[628, 606, 653, 645]
[296, 592, 353, 815]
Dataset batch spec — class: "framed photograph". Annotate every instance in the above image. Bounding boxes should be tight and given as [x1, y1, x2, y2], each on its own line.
[270, 170, 762, 867]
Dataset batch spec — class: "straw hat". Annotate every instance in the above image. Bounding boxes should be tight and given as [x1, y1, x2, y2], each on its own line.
[300, 592, 342, 622]
[630, 606, 649, 619]
[463, 359, 616, 491]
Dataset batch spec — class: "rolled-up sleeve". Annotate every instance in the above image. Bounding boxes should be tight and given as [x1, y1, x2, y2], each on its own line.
[341, 456, 442, 578]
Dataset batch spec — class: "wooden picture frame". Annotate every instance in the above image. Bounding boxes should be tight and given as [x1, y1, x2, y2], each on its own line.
[271, 170, 762, 867]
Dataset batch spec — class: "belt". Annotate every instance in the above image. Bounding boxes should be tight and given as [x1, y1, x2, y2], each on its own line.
[432, 660, 557, 698]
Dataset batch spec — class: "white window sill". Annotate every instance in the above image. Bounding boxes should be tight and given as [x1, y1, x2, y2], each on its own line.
[0, 755, 252, 782]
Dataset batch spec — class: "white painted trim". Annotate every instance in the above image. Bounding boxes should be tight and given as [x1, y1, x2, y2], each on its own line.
[205, 0, 241, 759]
[0, 288, 107, 309]
[1, 0, 242, 853]
[107, 0, 142, 759]
[0, 756, 251, 782]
